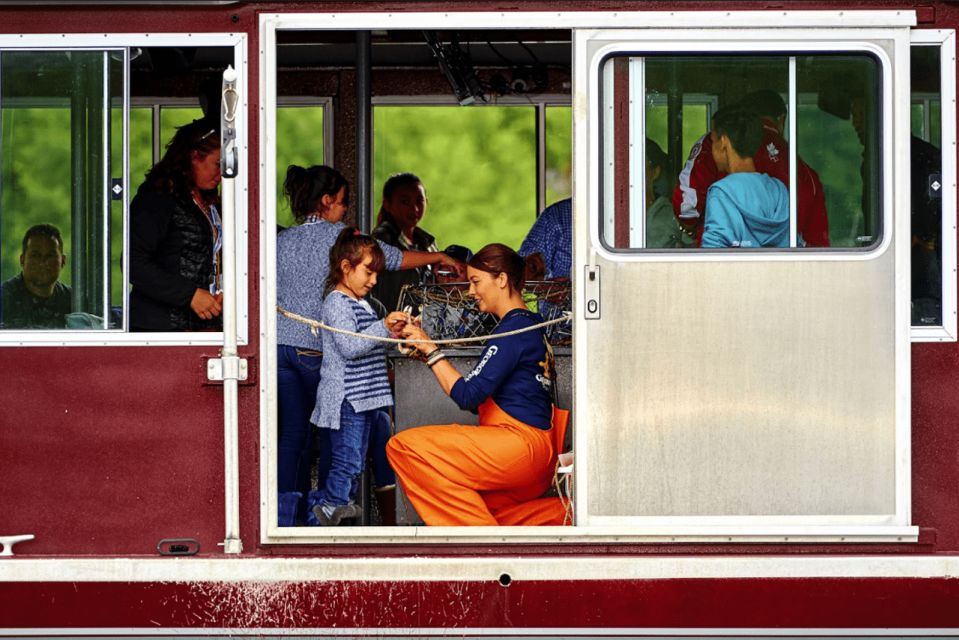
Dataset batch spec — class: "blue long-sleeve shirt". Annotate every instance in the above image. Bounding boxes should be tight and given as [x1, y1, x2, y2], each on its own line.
[450, 308, 553, 430]
[518, 198, 572, 280]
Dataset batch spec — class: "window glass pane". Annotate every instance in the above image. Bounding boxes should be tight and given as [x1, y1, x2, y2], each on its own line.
[797, 55, 880, 248]
[911, 102, 926, 139]
[129, 107, 154, 190]
[910, 45, 944, 327]
[601, 53, 880, 251]
[545, 105, 572, 205]
[1, 50, 118, 330]
[276, 105, 325, 229]
[373, 105, 536, 252]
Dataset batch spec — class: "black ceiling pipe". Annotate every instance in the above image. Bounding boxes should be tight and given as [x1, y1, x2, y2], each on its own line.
[355, 30, 372, 233]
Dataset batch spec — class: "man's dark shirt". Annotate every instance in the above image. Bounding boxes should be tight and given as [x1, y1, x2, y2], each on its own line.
[0, 273, 72, 329]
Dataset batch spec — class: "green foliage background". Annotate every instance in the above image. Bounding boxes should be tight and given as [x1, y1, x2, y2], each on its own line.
[1, 108, 73, 287]
[373, 105, 537, 253]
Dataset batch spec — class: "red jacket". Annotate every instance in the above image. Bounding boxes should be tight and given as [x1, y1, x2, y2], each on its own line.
[671, 122, 830, 247]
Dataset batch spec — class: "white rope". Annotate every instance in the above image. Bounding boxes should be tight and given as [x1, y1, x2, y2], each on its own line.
[277, 304, 572, 346]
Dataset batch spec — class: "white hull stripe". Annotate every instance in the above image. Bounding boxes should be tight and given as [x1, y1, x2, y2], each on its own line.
[1, 556, 958, 583]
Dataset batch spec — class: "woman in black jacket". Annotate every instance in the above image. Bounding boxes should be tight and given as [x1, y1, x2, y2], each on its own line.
[129, 119, 223, 331]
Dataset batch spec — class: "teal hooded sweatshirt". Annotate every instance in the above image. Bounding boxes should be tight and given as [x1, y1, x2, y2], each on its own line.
[701, 173, 789, 248]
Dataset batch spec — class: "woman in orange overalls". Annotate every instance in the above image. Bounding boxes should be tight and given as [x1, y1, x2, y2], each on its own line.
[387, 243, 565, 526]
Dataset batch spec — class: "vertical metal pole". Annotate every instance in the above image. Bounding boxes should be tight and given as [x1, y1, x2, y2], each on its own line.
[101, 51, 111, 328]
[122, 50, 131, 331]
[356, 31, 372, 233]
[667, 62, 683, 183]
[0, 52, 5, 288]
[70, 57, 86, 313]
[220, 65, 242, 555]
[536, 102, 546, 214]
[788, 56, 798, 248]
[628, 58, 645, 248]
[864, 82, 880, 243]
[152, 104, 161, 167]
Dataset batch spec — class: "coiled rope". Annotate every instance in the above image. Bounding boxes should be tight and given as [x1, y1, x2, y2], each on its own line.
[277, 304, 572, 346]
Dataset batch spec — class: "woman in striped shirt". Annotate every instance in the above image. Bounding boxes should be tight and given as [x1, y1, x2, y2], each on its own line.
[307, 228, 410, 526]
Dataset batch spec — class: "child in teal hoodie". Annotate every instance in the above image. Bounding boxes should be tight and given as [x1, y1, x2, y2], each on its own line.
[701, 105, 789, 248]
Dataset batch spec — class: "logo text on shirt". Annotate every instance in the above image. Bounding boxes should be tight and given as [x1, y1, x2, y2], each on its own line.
[465, 345, 498, 381]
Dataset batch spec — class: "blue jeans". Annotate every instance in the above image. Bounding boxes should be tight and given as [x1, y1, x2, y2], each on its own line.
[277, 345, 322, 497]
[313, 400, 373, 506]
[369, 409, 396, 488]
[317, 408, 395, 490]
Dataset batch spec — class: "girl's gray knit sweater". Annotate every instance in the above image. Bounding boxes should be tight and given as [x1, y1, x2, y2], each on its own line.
[311, 291, 393, 430]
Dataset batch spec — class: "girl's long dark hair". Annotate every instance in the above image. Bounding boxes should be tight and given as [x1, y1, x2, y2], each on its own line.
[144, 118, 220, 207]
[325, 227, 386, 294]
[284, 164, 349, 225]
[468, 243, 527, 293]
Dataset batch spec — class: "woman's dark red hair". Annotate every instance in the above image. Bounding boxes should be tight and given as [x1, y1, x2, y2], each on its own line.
[468, 243, 526, 293]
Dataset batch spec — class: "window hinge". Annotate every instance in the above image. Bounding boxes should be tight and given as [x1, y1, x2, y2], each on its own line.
[207, 355, 248, 382]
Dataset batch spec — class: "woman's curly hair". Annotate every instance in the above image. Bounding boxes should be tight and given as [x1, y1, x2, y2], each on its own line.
[144, 118, 220, 207]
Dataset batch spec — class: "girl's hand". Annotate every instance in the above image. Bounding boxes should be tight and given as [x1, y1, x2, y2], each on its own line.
[384, 311, 409, 334]
[401, 324, 438, 356]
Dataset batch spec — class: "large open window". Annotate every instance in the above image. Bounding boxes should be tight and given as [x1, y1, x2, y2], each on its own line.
[0, 35, 247, 345]
[261, 12, 918, 543]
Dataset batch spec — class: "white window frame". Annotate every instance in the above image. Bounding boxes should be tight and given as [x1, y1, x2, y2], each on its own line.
[598, 44, 895, 259]
[0, 32, 249, 347]
[909, 30, 957, 342]
[260, 9, 917, 545]
[277, 95, 335, 167]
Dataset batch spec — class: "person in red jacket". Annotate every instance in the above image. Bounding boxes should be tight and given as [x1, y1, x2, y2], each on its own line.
[672, 91, 830, 247]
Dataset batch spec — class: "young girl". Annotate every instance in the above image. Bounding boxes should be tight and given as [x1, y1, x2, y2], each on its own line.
[307, 227, 409, 526]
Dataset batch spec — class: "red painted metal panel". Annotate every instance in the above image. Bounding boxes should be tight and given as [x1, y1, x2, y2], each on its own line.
[2, 578, 959, 628]
[0, 2, 265, 557]
[0, 347, 261, 555]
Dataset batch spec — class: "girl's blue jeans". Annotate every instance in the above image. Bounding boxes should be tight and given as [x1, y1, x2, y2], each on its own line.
[312, 400, 373, 507]
[317, 408, 396, 490]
